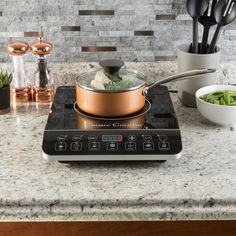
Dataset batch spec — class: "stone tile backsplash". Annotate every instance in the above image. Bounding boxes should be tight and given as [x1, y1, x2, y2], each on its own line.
[0, 0, 236, 62]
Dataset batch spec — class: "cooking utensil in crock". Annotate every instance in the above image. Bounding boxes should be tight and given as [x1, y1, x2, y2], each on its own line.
[186, 0, 209, 53]
[76, 60, 216, 117]
[208, 0, 236, 53]
[199, 0, 217, 54]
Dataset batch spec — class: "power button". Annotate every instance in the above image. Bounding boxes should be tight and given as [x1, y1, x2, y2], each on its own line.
[55, 142, 67, 151]
[157, 134, 168, 142]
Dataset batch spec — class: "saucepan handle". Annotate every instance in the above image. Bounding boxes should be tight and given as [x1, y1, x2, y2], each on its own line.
[142, 68, 216, 96]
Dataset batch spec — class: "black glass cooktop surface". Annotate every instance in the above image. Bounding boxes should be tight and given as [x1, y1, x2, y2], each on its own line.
[45, 85, 179, 130]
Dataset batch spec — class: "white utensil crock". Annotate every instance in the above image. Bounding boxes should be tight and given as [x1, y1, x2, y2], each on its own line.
[177, 44, 220, 107]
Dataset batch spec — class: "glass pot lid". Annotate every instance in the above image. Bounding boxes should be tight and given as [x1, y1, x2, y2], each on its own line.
[76, 60, 146, 92]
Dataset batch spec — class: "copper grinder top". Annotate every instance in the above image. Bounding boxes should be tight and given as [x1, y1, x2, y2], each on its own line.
[30, 35, 53, 56]
[7, 41, 29, 56]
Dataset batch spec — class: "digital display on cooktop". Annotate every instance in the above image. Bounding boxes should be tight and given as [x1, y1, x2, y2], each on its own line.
[45, 86, 179, 130]
[102, 135, 123, 142]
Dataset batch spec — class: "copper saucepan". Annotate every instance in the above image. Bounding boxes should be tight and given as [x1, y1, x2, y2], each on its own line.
[76, 60, 216, 117]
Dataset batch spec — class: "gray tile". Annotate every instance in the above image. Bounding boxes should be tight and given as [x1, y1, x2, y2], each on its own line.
[81, 46, 116, 52]
[24, 32, 42, 37]
[61, 26, 80, 31]
[79, 10, 114, 16]
[0, 47, 6, 52]
[155, 56, 177, 61]
[156, 15, 176, 20]
[134, 31, 154, 36]
[0, 32, 24, 37]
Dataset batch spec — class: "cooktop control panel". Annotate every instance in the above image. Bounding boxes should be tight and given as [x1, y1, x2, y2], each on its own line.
[43, 130, 182, 156]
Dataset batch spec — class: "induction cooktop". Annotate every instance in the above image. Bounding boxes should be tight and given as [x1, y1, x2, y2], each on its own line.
[42, 86, 182, 161]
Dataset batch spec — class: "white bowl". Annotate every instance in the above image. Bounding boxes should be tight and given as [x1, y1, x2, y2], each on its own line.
[196, 85, 236, 126]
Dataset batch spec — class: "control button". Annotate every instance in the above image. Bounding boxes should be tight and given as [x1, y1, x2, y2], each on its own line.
[125, 142, 136, 151]
[142, 134, 152, 141]
[70, 142, 82, 151]
[88, 135, 97, 141]
[158, 142, 170, 151]
[89, 142, 100, 151]
[157, 134, 168, 142]
[55, 142, 67, 151]
[107, 142, 118, 151]
[57, 135, 67, 142]
[72, 135, 83, 142]
[127, 135, 136, 142]
[143, 142, 154, 151]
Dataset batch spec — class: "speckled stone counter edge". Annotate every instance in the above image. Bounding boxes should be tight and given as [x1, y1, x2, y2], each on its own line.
[1, 200, 236, 220]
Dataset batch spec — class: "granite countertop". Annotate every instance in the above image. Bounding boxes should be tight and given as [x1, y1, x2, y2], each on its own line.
[0, 62, 236, 221]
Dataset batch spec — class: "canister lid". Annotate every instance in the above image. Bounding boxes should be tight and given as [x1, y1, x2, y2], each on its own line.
[7, 41, 29, 56]
[30, 35, 52, 56]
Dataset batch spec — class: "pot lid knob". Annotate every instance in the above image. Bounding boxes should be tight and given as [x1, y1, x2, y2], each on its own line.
[7, 41, 29, 56]
[30, 34, 53, 56]
[99, 59, 124, 76]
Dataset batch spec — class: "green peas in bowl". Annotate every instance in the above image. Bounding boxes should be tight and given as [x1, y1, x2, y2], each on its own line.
[200, 90, 236, 106]
[196, 85, 236, 126]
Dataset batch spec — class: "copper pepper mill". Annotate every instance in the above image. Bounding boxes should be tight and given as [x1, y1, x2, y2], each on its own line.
[30, 36, 54, 103]
[7, 41, 32, 103]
